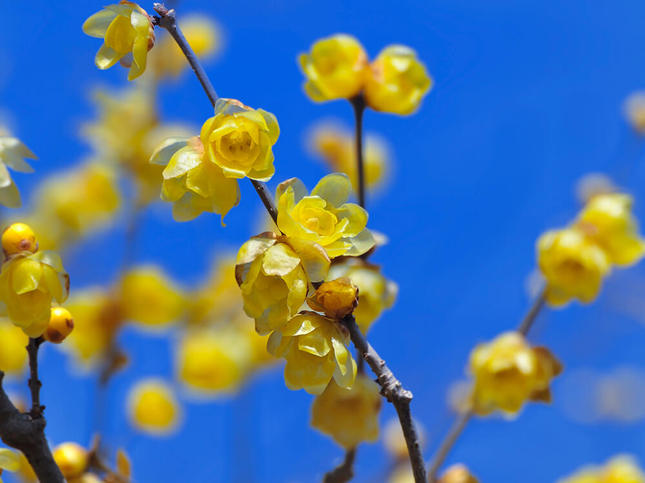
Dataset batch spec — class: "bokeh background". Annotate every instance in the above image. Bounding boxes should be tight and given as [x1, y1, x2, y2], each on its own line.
[3, 0, 645, 481]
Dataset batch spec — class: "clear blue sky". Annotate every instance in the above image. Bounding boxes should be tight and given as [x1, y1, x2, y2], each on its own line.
[3, 0, 645, 481]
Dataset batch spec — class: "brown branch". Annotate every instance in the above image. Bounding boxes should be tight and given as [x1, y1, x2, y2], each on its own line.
[350, 94, 366, 209]
[517, 287, 546, 336]
[323, 447, 356, 483]
[27, 337, 44, 419]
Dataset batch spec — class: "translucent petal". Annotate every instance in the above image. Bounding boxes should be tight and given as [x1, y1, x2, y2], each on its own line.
[334, 203, 368, 237]
[0, 163, 12, 188]
[236, 233, 278, 266]
[0, 181, 20, 208]
[311, 173, 351, 207]
[150, 138, 189, 166]
[95, 44, 123, 70]
[298, 331, 331, 357]
[258, 109, 280, 144]
[163, 146, 202, 179]
[82, 9, 118, 38]
[31, 250, 65, 272]
[0, 448, 20, 472]
[172, 192, 209, 222]
[276, 177, 307, 204]
[128, 34, 149, 81]
[344, 229, 376, 256]
[286, 238, 330, 282]
[11, 259, 42, 295]
[262, 243, 301, 277]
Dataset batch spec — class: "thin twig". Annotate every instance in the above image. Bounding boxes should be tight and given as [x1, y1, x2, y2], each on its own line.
[517, 287, 547, 336]
[350, 94, 366, 208]
[27, 337, 44, 419]
[323, 447, 356, 483]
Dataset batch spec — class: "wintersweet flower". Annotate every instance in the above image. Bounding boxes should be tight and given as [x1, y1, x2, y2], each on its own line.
[0, 319, 28, 375]
[267, 311, 356, 394]
[310, 374, 381, 448]
[307, 277, 358, 319]
[0, 251, 70, 337]
[469, 332, 562, 416]
[150, 136, 240, 222]
[83, 2, 155, 80]
[43, 307, 74, 344]
[236, 232, 330, 335]
[0, 136, 36, 208]
[0, 448, 20, 482]
[200, 98, 279, 181]
[52, 443, 88, 480]
[558, 455, 645, 483]
[127, 379, 182, 435]
[1, 223, 37, 256]
[575, 193, 645, 267]
[364, 45, 432, 115]
[276, 173, 375, 258]
[299, 34, 368, 102]
[439, 465, 479, 483]
[537, 227, 611, 307]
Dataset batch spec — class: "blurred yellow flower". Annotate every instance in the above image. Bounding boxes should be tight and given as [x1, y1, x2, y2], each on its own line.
[469, 332, 562, 416]
[276, 173, 375, 258]
[267, 311, 356, 394]
[439, 464, 479, 483]
[624, 92, 645, 135]
[0, 136, 36, 208]
[187, 256, 242, 325]
[83, 2, 155, 80]
[299, 34, 368, 102]
[538, 227, 611, 307]
[0, 448, 20, 482]
[307, 277, 358, 320]
[0, 318, 28, 375]
[127, 379, 182, 435]
[365, 45, 432, 115]
[200, 98, 279, 181]
[0, 251, 69, 337]
[52, 442, 88, 480]
[558, 455, 645, 483]
[575, 193, 645, 267]
[310, 374, 381, 448]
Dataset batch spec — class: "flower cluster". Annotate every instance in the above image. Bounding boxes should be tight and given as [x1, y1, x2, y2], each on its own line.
[558, 455, 645, 483]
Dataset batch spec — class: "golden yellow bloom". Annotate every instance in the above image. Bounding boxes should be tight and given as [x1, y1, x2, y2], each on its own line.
[267, 311, 356, 394]
[558, 455, 645, 483]
[624, 92, 645, 135]
[439, 464, 479, 483]
[127, 379, 182, 435]
[277, 173, 375, 258]
[0, 136, 36, 208]
[299, 34, 368, 102]
[575, 193, 645, 267]
[52, 443, 88, 480]
[308, 278, 358, 319]
[311, 374, 381, 448]
[538, 227, 611, 307]
[151, 136, 240, 222]
[0, 251, 70, 337]
[469, 332, 562, 416]
[119, 266, 185, 329]
[2, 223, 37, 256]
[200, 98, 279, 181]
[0, 448, 20, 481]
[83, 2, 155, 80]
[365, 45, 432, 115]
[236, 232, 330, 334]
[0, 318, 28, 375]
[43, 307, 74, 344]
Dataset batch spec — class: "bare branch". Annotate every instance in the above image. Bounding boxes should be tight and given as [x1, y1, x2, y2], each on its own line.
[323, 447, 356, 483]
[27, 337, 44, 418]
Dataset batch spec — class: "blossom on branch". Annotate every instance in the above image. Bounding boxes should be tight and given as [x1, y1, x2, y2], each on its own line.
[0, 135, 36, 208]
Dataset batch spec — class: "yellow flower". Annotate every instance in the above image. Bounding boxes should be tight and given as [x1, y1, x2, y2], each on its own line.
[0, 136, 37, 208]
[200, 98, 279, 181]
[43, 307, 74, 344]
[575, 193, 645, 267]
[365, 45, 432, 115]
[624, 92, 645, 135]
[558, 455, 645, 483]
[267, 311, 356, 394]
[1, 223, 37, 256]
[0, 448, 20, 482]
[127, 379, 182, 435]
[439, 464, 479, 483]
[328, 258, 397, 333]
[83, 2, 155, 80]
[538, 227, 611, 307]
[119, 266, 186, 329]
[0, 318, 28, 375]
[276, 173, 375, 258]
[299, 34, 368, 102]
[150, 136, 240, 222]
[52, 443, 88, 480]
[469, 332, 562, 416]
[0, 251, 70, 337]
[307, 278, 358, 319]
[310, 374, 381, 448]
[236, 232, 330, 334]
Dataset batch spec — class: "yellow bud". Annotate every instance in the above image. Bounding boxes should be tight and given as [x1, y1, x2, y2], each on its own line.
[43, 307, 74, 344]
[52, 442, 88, 479]
[127, 379, 181, 435]
[439, 464, 479, 483]
[308, 277, 358, 319]
[2, 223, 37, 256]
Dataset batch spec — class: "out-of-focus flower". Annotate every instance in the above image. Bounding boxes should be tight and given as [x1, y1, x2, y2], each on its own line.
[0, 251, 70, 337]
[276, 173, 375, 258]
[127, 379, 182, 435]
[0, 136, 36, 208]
[575, 193, 645, 267]
[575, 173, 616, 205]
[624, 92, 645, 134]
[83, 2, 155, 80]
[187, 256, 241, 325]
[119, 266, 185, 329]
[267, 311, 356, 394]
[310, 374, 381, 448]
[307, 277, 358, 319]
[150, 136, 240, 222]
[0, 318, 28, 375]
[309, 122, 391, 192]
[537, 227, 610, 307]
[388, 464, 414, 483]
[364, 45, 432, 115]
[558, 455, 645, 483]
[52, 442, 88, 480]
[0, 448, 20, 481]
[43, 307, 74, 344]
[200, 98, 279, 181]
[299, 34, 368, 102]
[328, 258, 397, 333]
[469, 332, 562, 416]
[383, 417, 426, 462]
[438, 464, 479, 483]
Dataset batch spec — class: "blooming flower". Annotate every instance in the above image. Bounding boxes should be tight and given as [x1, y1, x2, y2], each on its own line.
[558, 455, 645, 483]
[200, 98, 279, 181]
[267, 311, 356, 394]
[276, 173, 375, 258]
[299, 34, 369, 102]
[127, 379, 182, 435]
[537, 227, 611, 307]
[0, 136, 36, 208]
[469, 332, 562, 416]
[364, 45, 432, 115]
[83, 2, 155, 80]
[0, 448, 20, 483]
[0, 319, 28, 375]
[310, 374, 381, 448]
[52, 443, 88, 480]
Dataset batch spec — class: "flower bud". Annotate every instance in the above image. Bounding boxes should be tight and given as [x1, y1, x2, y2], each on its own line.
[52, 442, 88, 479]
[439, 464, 479, 483]
[308, 277, 358, 319]
[2, 223, 37, 256]
[43, 307, 74, 344]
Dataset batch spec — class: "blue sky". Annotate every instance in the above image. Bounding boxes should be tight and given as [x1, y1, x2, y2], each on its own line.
[3, 0, 645, 481]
